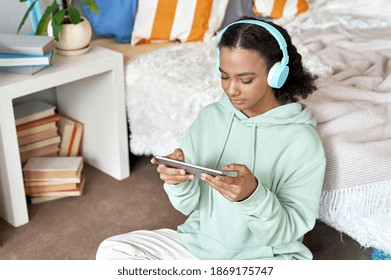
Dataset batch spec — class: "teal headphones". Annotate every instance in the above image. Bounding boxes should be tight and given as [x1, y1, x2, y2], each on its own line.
[216, 19, 289, 89]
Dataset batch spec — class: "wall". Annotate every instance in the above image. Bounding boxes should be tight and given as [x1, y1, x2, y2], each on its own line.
[0, 0, 62, 106]
[0, 0, 54, 34]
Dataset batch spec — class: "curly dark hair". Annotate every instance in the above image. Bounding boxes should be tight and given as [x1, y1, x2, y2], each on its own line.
[217, 16, 317, 104]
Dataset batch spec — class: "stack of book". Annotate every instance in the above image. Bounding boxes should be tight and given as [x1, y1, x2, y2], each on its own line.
[0, 33, 54, 75]
[14, 99, 85, 162]
[23, 156, 86, 204]
[14, 99, 61, 163]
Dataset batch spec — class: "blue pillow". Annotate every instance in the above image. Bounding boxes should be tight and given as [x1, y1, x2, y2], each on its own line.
[82, 0, 138, 43]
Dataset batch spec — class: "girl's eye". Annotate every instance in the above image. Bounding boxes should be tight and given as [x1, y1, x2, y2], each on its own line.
[221, 76, 229, 80]
[242, 80, 253, 84]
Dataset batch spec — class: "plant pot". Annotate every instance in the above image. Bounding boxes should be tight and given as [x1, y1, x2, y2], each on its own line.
[48, 16, 92, 56]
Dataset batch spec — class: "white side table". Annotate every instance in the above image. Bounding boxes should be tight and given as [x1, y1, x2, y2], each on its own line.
[0, 46, 130, 227]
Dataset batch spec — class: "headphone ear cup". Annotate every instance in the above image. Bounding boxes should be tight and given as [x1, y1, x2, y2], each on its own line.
[267, 62, 289, 89]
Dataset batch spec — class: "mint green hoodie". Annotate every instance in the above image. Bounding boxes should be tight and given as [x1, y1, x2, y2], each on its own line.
[164, 94, 326, 260]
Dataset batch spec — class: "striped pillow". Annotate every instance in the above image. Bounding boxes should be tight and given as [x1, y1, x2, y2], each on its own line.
[253, 0, 310, 19]
[131, 0, 229, 45]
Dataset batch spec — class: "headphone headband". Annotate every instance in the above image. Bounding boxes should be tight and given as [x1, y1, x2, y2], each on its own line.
[216, 19, 290, 88]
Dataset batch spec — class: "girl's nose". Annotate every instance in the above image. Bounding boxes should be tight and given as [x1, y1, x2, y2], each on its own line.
[226, 81, 240, 97]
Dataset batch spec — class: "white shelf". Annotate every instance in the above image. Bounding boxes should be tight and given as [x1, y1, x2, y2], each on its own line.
[0, 46, 130, 227]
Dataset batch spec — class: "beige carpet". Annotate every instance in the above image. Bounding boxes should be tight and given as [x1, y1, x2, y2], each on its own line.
[0, 155, 371, 260]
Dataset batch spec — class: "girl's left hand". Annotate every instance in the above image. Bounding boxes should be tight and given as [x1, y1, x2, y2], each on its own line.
[201, 164, 258, 202]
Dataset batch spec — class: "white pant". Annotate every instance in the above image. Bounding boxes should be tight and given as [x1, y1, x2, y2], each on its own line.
[96, 228, 198, 260]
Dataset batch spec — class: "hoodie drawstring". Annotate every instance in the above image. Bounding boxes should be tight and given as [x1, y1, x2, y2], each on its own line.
[250, 123, 257, 173]
[208, 111, 235, 217]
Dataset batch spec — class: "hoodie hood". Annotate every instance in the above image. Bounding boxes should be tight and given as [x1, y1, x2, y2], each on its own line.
[218, 93, 316, 127]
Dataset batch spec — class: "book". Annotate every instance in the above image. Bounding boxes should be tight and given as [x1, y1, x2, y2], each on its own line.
[57, 115, 75, 156]
[23, 156, 84, 180]
[18, 122, 58, 138]
[24, 180, 79, 190]
[18, 128, 59, 146]
[20, 144, 59, 163]
[0, 33, 54, 55]
[26, 175, 86, 197]
[0, 65, 49, 75]
[24, 175, 86, 196]
[28, 195, 68, 204]
[18, 135, 61, 153]
[57, 115, 84, 156]
[14, 100, 56, 126]
[0, 51, 53, 67]
[24, 177, 81, 187]
[25, 183, 77, 195]
[69, 120, 83, 156]
[16, 114, 60, 138]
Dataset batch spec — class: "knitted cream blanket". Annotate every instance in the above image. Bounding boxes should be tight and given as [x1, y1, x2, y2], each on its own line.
[297, 26, 391, 253]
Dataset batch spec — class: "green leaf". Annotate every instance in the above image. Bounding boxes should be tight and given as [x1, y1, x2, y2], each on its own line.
[79, 0, 100, 14]
[51, 18, 62, 41]
[53, 9, 66, 25]
[68, 7, 81, 24]
[19, 0, 28, 2]
[34, 0, 61, 39]
[44, 0, 60, 14]
[17, 0, 38, 34]
[35, 12, 51, 36]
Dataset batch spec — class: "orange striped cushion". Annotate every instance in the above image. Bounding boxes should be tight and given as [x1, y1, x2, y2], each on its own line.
[131, 0, 229, 46]
[253, 0, 310, 19]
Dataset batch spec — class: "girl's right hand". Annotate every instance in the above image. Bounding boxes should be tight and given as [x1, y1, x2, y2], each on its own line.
[151, 148, 194, 185]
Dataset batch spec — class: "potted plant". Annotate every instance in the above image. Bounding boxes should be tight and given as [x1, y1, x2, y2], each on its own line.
[18, 0, 99, 55]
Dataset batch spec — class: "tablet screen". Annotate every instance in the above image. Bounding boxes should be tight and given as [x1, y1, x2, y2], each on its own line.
[154, 156, 225, 178]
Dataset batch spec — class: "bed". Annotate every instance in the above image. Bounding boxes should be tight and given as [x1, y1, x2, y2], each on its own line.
[93, 0, 391, 255]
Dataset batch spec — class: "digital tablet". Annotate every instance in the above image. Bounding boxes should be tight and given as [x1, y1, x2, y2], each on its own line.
[154, 156, 225, 178]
